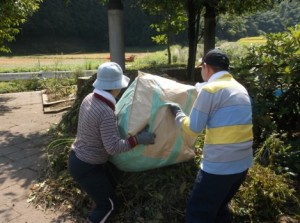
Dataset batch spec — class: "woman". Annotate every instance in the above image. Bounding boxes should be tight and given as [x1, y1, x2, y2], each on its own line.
[68, 62, 155, 223]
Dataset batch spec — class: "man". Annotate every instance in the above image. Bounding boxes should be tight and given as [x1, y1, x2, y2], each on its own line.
[169, 49, 253, 223]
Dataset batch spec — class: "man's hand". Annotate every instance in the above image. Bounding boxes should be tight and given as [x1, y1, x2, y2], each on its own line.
[169, 104, 182, 117]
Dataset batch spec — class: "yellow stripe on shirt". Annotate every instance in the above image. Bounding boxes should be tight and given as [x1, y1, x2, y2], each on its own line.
[181, 117, 199, 137]
[203, 74, 238, 94]
[205, 124, 253, 144]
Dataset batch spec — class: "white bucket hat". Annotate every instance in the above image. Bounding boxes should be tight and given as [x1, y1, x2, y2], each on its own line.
[93, 62, 130, 90]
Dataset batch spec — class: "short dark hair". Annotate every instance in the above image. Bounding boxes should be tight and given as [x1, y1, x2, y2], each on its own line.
[202, 49, 230, 71]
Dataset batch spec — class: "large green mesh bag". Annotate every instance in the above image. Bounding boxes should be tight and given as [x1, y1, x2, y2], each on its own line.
[110, 72, 198, 171]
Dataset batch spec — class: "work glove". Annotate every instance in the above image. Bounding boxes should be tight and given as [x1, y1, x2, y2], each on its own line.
[135, 125, 156, 145]
[169, 104, 182, 117]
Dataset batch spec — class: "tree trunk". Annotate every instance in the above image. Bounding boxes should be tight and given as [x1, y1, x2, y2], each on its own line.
[186, 0, 196, 81]
[167, 41, 171, 64]
[203, 4, 216, 55]
[167, 14, 171, 64]
[186, 0, 202, 82]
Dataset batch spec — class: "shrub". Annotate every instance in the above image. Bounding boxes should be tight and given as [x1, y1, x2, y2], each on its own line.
[232, 164, 299, 222]
[232, 24, 300, 144]
[255, 132, 300, 178]
[231, 25, 300, 192]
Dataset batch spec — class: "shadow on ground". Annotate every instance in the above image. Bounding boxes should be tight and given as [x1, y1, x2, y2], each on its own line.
[0, 95, 21, 115]
[0, 130, 51, 189]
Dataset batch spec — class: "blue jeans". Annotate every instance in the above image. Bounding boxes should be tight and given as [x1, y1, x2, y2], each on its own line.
[186, 169, 248, 223]
[68, 150, 117, 223]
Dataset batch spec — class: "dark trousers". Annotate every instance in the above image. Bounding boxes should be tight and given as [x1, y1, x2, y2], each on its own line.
[186, 169, 248, 223]
[68, 150, 117, 223]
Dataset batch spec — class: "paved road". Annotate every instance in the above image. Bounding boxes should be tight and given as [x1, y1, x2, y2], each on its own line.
[0, 91, 73, 223]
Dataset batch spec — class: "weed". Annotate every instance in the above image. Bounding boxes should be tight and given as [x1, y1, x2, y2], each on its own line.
[232, 164, 299, 222]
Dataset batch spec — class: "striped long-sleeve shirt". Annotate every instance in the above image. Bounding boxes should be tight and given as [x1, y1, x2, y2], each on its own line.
[176, 72, 253, 175]
[72, 92, 136, 164]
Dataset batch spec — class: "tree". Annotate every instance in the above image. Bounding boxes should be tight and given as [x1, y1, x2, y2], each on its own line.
[183, 0, 286, 81]
[135, 0, 285, 81]
[0, 0, 42, 52]
[201, 0, 286, 53]
[185, 0, 203, 82]
[216, 14, 248, 41]
[134, 0, 187, 65]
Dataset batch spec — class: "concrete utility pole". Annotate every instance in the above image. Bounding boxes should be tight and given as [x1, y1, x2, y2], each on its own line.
[108, 0, 125, 71]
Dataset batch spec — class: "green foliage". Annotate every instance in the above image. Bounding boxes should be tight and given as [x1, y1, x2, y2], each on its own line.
[46, 138, 74, 177]
[130, 52, 168, 70]
[217, 14, 249, 41]
[233, 24, 300, 144]
[28, 139, 92, 221]
[55, 74, 95, 135]
[39, 76, 77, 101]
[231, 27, 300, 200]
[217, 41, 249, 63]
[237, 36, 267, 45]
[217, 0, 282, 15]
[232, 164, 299, 222]
[216, 0, 300, 41]
[254, 133, 300, 178]
[170, 45, 189, 64]
[0, 0, 42, 52]
[29, 134, 203, 222]
[111, 163, 198, 222]
[136, 0, 188, 65]
[137, 0, 187, 46]
[151, 33, 167, 45]
[1, 0, 298, 55]
[3, 0, 157, 54]
[0, 76, 76, 94]
[30, 124, 300, 222]
[0, 79, 39, 93]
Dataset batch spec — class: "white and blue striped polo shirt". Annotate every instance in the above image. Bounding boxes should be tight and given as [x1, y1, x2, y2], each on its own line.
[176, 71, 253, 175]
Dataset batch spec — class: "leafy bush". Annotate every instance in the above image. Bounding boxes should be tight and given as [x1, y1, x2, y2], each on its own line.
[232, 24, 300, 144]
[232, 164, 299, 222]
[255, 132, 300, 178]
[0, 76, 77, 94]
[229, 26, 300, 221]
[0, 78, 42, 93]
[232, 25, 300, 181]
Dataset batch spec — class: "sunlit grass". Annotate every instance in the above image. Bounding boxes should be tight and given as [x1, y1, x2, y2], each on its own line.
[0, 52, 156, 73]
[237, 36, 267, 45]
[0, 53, 108, 73]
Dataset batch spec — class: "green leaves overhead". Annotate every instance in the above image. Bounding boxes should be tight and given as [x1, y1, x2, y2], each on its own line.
[0, 0, 42, 52]
[136, 0, 187, 44]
